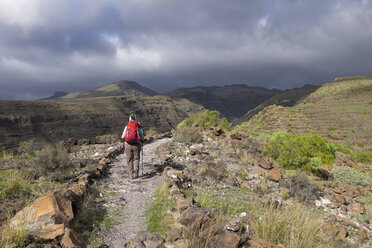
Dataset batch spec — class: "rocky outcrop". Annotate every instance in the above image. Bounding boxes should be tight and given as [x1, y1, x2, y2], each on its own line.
[9, 144, 123, 246]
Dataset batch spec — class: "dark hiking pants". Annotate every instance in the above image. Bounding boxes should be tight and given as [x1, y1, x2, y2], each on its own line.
[124, 142, 141, 179]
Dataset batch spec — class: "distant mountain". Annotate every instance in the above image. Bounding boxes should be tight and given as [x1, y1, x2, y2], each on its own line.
[234, 84, 319, 124]
[166, 84, 281, 120]
[41, 91, 68, 100]
[59, 80, 158, 99]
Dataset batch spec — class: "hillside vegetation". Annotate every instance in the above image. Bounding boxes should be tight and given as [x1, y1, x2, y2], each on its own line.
[236, 77, 372, 152]
[235, 84, 319, 124]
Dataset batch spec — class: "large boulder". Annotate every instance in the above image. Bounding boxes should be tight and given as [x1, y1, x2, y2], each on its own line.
[10, 191, 74, 240]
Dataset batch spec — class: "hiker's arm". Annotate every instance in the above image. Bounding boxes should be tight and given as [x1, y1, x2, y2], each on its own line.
[121, 126, 127, 139]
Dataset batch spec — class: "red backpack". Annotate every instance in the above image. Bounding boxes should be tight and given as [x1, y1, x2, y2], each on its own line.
[125, 120, 141, 143]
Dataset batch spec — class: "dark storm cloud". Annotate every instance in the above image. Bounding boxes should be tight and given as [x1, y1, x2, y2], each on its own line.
[0, 0, 371, 99]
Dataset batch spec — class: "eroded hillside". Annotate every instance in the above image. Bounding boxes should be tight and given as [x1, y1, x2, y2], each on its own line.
[0, 95, 203, 149]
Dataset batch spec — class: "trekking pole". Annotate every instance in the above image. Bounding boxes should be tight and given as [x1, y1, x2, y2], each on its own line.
[141, 142, 144, 176]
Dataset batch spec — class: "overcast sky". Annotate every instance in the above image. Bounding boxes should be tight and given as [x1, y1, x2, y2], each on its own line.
[0, 0, 371, 99]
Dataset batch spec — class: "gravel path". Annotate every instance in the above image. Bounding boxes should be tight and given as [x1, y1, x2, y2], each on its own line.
[97, 138, 170, 247]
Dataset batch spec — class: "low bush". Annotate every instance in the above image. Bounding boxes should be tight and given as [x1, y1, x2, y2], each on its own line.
[33, 143, 74, 181]
[280, 171, 322, 204]
[178, 110, 230, 131]
[172, 126, 203, 145]
[252, 203, 332, 248]
[265, 132, 336, 172]
[331, 166, 371, 186]
[18, 139, 39, 158]
[144, 183, 176, 238]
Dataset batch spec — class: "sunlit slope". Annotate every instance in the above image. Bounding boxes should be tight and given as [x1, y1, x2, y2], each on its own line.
[242, 77, 372, 150]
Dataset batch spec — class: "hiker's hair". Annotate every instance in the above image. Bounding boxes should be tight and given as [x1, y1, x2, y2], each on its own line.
[129, 114, 136, 121]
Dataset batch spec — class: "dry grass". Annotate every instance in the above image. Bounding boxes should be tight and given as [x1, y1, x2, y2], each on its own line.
[0, 209, 33, 246]
[252, 202, 332, 248]
[0, 170, 31, 199]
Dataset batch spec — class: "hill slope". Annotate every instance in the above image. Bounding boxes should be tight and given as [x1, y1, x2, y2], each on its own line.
[166, 84, 280, 120]
[0, 95, 203, 148]
[239, 77, 372, 150]
[234, 84, 319, 124]
[59, 80, 158, 99]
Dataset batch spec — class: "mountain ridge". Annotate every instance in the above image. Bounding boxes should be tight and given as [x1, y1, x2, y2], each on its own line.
[56, 80, 158, 99]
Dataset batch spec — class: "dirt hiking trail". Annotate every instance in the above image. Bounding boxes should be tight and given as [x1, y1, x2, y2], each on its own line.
[97, 138, 170, 247]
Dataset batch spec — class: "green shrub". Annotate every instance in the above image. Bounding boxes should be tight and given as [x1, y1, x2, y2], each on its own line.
[265, 132, 336, 171]
[172, 126, 203, 145]
[219, 117, 230, 132]
[34, 143, 73, 181]
[331, 166, 371, 186]
[178, 110, 230, 131]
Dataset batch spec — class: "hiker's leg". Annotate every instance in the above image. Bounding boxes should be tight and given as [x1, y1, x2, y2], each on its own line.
[133, 143, 140, 178]
[125, 144, 134, 179]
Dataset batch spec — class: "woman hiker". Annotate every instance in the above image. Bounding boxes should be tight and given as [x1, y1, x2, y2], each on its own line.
[121, 114, 145, 179]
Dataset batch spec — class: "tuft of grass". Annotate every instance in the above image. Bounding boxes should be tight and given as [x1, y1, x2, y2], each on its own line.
[0, 170, 31, 199]
[144, 183, 176, 238]
[252, 203, 332, 248]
